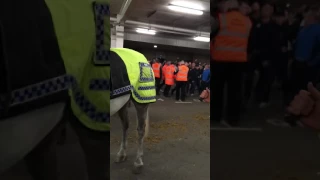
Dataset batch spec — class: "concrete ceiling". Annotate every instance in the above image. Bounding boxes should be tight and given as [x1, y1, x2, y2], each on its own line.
[124, 40, 210, 55]
[110, 0, 210, 32]
[212, 0, 318, 8]
[268, 0, 318, 7]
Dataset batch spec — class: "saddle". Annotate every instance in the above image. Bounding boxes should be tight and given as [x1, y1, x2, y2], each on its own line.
[0, 0, 68, 120]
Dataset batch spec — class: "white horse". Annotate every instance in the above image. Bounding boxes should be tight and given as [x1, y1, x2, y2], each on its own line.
[111, 93, 150, 174]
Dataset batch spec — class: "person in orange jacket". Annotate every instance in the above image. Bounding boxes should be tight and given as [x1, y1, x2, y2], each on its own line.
[162, 61, 168, 80]
[211, 0, 252, 127]
[288, 83, 320, 130]
[175, 61, 189, 101]
[170, 62, 180, 96]
[157, 60, 168, 94]
[152, 59, 162, 95]
[163, 60, 177, 97]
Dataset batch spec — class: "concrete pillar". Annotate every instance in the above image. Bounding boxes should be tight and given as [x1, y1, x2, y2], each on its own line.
[111, 25, 124, 48]
[111, 33, 117, 48]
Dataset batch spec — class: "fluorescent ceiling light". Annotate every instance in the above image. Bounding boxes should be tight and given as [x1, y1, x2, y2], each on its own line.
[136, 28, 156, 35]
[171, 1, 204, 10]
[168, 5, 203, 15]
[194, 36, 210, 42]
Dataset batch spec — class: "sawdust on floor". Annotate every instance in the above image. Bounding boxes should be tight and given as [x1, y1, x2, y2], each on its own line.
[111, 112, 210, 150]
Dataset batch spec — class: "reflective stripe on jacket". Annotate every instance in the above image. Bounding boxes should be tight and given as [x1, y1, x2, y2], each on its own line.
[162, 64, 168, 80]
[176, 65, 189, 81]
[165, 65, 175, 85]
[152, 62, 161, 78]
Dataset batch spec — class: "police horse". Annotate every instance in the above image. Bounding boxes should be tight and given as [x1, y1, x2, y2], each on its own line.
[110, 48, 156, 174]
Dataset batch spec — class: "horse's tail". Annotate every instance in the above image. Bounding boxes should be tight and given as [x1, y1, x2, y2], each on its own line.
[144, 107, 149, 137]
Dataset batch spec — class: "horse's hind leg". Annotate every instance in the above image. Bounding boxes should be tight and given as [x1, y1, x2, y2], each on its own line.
[132, 101, 149, 174]
[115, 100, 130, 163]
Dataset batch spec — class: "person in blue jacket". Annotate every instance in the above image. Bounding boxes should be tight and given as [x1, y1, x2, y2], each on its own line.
[285, 6, 320, 126]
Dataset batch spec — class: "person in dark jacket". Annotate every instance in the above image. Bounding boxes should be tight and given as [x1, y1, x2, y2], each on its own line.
[286, 6, 320, 126]
[268, 6, 320, 127]
[200, 64, 211, 93]
[243, 1, 260, 106]
[287, 9, 302, 60]
[272, 6, 290, 106]
[253, 2, 276, 108]
[196, 65, 202, 95]
[188, 63, 198, 95]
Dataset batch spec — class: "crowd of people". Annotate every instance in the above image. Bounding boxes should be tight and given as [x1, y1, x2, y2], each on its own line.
[211, 0, 320, 127]
[148, 59, 211, 102]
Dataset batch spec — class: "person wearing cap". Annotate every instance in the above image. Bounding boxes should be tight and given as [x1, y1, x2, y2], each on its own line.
[175, 61, 189, 101]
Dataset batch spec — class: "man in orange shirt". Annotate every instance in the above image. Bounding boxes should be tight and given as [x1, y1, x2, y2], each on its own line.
[152, 59, 162, 95]
[158, 60, 168, 94]
[163, 60, 176, 97]
[211, 0, 252, 127]
[175, 61, 189, 101]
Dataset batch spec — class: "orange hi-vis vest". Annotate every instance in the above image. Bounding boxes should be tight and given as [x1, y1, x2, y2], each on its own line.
[162, 64, 168, 80]
[211, 11, 252, 63]
[165, 65, 175, 85]
[152, 62, 161, 78]
[176, 65, 189, 81]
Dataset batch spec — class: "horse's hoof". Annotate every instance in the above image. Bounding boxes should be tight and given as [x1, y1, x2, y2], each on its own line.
[132, 165, 143, 174]
[115, 155, 127, 163]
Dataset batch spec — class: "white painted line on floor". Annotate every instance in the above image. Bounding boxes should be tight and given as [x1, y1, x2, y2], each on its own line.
[175, 101, 192, 104]
[266, 119, 291, 128]
[317, 133, 320, 141]
[211, 127, 263, 132]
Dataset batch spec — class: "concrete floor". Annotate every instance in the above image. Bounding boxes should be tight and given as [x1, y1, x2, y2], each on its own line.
[211, 86, 320, 180]
[2, 86, 320, 180]
[212, 129, 320, 180]
[110, 96, 210, 180]
[0, 95, 210, 180]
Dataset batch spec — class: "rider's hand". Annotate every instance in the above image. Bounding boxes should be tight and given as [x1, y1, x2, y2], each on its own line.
[288, 83, 320, 130]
